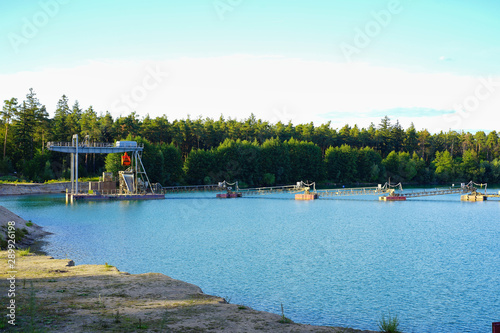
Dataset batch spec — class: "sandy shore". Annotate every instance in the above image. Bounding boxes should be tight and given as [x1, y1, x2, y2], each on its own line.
[0, 205, 376, 332]
[0, 251, 377, 332]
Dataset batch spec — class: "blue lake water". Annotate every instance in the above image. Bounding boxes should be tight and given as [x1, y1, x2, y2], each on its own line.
[1, 191, 499, 332]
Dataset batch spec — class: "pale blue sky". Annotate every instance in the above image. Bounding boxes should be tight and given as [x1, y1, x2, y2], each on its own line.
[1, 0, 499, 131]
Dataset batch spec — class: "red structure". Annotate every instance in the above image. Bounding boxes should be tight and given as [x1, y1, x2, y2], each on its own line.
[121, 152, 131, 166]
[493, 322, 500, 333]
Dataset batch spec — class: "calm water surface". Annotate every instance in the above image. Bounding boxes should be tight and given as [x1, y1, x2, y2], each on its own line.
[1, 191, 499, 332]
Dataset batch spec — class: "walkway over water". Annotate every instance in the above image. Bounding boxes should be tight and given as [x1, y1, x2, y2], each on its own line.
[404, 187, 470, 198]
[158, 184, 223, 193]
[317, 185, 386, 197]
[215, 180, 491, 201]
[47, 141, 144, 154]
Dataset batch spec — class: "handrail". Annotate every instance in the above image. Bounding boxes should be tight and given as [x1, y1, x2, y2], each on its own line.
[47, 141, 144, 148]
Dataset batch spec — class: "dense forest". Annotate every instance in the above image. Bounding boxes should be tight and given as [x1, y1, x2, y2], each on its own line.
[1, 89, 500, 187]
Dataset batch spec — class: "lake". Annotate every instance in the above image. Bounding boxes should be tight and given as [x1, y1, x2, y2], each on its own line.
[1, 190, 499, 332]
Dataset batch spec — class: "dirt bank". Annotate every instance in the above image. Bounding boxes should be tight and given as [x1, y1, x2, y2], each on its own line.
[0, 182, 89, 196]
[0, 251, 376, 332]
[0, 205, 51, 249]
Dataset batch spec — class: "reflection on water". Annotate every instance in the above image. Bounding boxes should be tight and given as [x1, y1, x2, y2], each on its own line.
[1, 192, 499, 332]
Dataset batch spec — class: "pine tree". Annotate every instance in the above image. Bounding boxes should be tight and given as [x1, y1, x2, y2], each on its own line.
[1, 98, 18, 159]
[53, 95, 71, 141]
[14, 89, 43, 164]
[404, 122, 418, 154]
[14, 101, 36, 162]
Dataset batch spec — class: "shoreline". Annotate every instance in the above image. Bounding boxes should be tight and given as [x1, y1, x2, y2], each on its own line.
[0, 205, 52, 249]
[0, 182, 89, 196]
[0, 250, 376, 332]
[0, 205, 376, 332]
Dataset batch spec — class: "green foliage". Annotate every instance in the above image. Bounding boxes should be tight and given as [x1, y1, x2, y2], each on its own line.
[2, 89, 499, 185]
[278, 303, 293, 324]
[27, 281, 40, 332]
[42, 160, 55, 181]
[53, 95, 71, 141]
[491, 159, 500, 182]
[325, 145, 385, 183]
[0, 235, 7, 250]
[136, 318, 148, 329]
[183, 148, 216, 185]
[460, 149, 480, 180]
[105, 152, 127, 177]
[12, 227, 29, 242]
[433, 150, 454, 182]
[214, 138, 261, 186]
[0, 174, 19, 182]
[0, 157, 13, 175]
[325, 145, 357, 183]
[136, 136, 164, 184]
[183, 138, 326, 187]
[260, 138, 290, 184]
[378, 313, 401, 333]
[382, 151, 418, 183]
[160, 143, 184, 185]
[262, 173, 276, 186]
[18, 247, 31, 256]
[382, 151, 399, 177]
[286, 138, 323, 182]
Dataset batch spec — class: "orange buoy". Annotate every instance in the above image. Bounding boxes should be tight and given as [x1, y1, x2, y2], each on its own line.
[121, 152, 131, 166]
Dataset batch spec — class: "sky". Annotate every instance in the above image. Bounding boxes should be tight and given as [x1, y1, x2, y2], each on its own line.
[1, 0, 499, 133]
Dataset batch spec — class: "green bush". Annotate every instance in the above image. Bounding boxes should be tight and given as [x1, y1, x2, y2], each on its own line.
[0, 175, 18, 182]
[378, 313, 401, 333]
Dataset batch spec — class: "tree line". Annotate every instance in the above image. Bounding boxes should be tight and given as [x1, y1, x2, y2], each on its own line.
[1, 89, 500, 186]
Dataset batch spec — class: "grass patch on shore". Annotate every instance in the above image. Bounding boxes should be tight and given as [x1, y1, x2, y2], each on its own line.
[0, 175, 28, 183]
[378, 312, 401, 333]
[0, 226, 29, 250]
[0, 176, 99, 184]
[18, 247, 32, 256]
[44, 177, 99, 184]
[104, 262, 114, 271]
[278, 303, 293, 324]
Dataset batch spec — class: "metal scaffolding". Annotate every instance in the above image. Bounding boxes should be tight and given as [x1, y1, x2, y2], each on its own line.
[47, 135, 150, 195]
